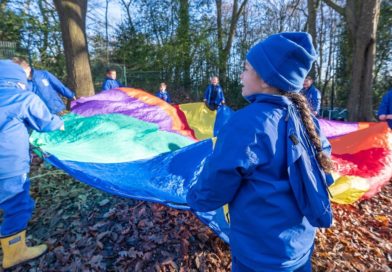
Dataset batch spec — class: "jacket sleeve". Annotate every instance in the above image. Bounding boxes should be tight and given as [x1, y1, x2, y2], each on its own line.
[187, 112, 269, 212]
[46, 71, 75, 99]
[24, 94, 64, 132]
[378, 92, 391, 116]
[203, 86, 210, 100]
[218, 86, 225, 103]
[314, 88, 321, 112]
[102, 79, 114, 91]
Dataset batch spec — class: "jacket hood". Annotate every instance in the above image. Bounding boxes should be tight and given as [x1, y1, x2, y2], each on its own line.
[0, 60, 28, 87]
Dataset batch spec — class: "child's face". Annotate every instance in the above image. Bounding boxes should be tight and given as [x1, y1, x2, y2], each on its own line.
[210, 77, 219, 85]
[20, 63, 31, 79]
[240, 62, 265, 97]
[23, 67, 31, 78]
[160, 84, 166, 91]
[107, 71, 117, 80]
[303, 77, 313, 89]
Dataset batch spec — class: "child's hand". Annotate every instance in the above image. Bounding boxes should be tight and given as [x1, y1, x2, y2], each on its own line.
[379, 114, 387, 120]
[386, 114, 392, 119]
[60, 124, 65, 131]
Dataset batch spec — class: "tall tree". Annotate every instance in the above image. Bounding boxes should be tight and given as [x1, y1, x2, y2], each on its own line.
[323, 0, 381, 121]
[306, 0, 320, 78]
[118, 0, 135, 33]
[54, 0, 94, 97]
[176, 0, 191, 90]
[216, 0, 248, 87]
[105, 0, 110, 63]
[306, 0, 319, 49]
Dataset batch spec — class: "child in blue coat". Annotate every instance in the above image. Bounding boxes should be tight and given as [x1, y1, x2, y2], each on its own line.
[102, 68, 122, 91]
[377, 88, 392, 129]
[0, 60, 64, 269]
[203, 76, 225, 110]
[13, 57, 76, 115]
[301, 76, 321, 116]
[155, 82, 172, 103]
[187, 33, 334, 272]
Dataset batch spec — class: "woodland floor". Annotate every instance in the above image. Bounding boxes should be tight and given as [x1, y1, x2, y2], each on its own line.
[0, 163, 391, 272]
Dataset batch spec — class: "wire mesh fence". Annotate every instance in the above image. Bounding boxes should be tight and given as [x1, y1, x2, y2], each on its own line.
[0, 41, 16, 59]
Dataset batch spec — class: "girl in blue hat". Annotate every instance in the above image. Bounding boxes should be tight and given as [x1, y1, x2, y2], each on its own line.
[187, 33, 334, 271]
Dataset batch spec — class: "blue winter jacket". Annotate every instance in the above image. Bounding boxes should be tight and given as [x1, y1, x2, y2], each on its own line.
[204, 84, 225, 108]
[187, 93, 333, 271]
[377, 89, 392, 128]
[102, 78, 121, 91]
[302, 85, 321, 114]
[0, 83, 63, 179]
[155, 91, 172, 103]
[29, 69, 75, 114]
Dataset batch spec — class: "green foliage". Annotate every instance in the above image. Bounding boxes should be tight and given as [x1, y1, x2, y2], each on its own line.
[334, 25, 351, 108]
[2, 1, 67, 81]
[4, 0, 390, 111]
[373, 1, 392, 107]
[0, 8, 24, 43]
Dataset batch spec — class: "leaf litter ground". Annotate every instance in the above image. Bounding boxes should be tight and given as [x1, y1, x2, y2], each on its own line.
[0, 163, 390, 271]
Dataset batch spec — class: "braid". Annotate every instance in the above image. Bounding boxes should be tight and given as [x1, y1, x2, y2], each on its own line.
[283, 92, 334, 173]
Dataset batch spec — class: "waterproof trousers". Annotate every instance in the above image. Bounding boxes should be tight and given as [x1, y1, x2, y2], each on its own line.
[0, 175, 34, 236]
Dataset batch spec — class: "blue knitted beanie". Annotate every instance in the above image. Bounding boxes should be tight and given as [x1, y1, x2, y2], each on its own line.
[246, 32, 317, 93]
[0, 59, 28, 86]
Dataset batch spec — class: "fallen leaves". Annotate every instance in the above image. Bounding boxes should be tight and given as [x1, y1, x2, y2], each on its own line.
[1, 164, 390, 271]
[314, 180, 392, 271]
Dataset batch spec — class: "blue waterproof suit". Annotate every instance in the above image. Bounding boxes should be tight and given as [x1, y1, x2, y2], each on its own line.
[378, 89, 392, 129]
[155, 91, 172, 103]
[187, 93, 333, 271]
[29, 69, 75, 114]
[302, 85, 321, 114]
[204, 84, 225, 110]
[0, 61, 63, 235]
[102, 77, 121, 91]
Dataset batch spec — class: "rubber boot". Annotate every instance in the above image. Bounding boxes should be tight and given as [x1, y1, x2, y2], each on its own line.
[1, 230, 47, 269]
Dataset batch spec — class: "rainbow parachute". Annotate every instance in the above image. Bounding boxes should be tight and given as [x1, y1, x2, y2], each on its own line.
[31, 88, 392, 242]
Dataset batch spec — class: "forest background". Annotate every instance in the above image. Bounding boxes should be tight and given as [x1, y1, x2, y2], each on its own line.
[0, 1, 391, 270]
[0, 0, 391, 121]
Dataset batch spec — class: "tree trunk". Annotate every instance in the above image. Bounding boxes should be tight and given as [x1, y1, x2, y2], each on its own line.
[177, 0, 191, 91]
[105, 0, 110, 63]
[323, 0, 381, 121]
[346, 0, 380, 121]
[37, 0, 49, 62]
[216, 0, 248, 88]
[216, 0, 223, 82]
[307, 0, 320, 79]
[54, 0, 94, 97]
[307, 0, 318, 50]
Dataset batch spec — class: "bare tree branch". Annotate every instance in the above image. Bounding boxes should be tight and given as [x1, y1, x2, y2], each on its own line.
[322, 0, 344, 16]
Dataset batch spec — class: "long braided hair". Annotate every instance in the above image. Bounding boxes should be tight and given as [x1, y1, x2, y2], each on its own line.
[282, 92, 334, 173]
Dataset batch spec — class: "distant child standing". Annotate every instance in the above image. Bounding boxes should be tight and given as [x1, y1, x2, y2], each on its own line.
[301, 75, 321, 116]
[203, 76, 225, 110]
[102, 68, 122, 91]
[378, 88, 392, 129]
[187, 33, 334, 272]
[0, 60, 64, 269]
[155, 82, 172, 103]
